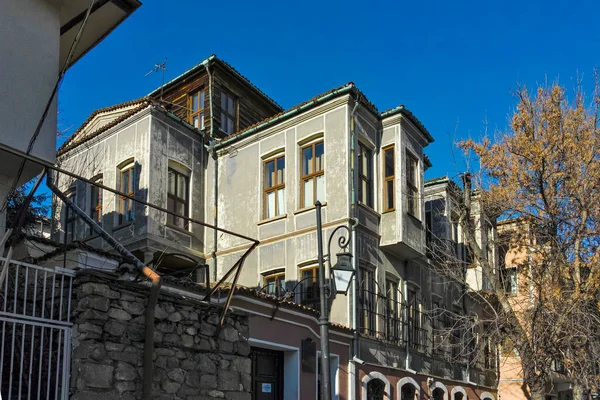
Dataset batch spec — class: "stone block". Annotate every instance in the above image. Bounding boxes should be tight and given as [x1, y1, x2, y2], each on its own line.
[155, 304, 168, 319]
[163, 333, 180, 345]
[108, 307, 133, 321]
[208, 390, 225, 398]
[217, 370, 240, 391]
[218, 340, 234, 354]
[120, 300, 145, 316]
[162, 380, 182, 394]
[78, 295, 111, 312]
[79, 282, 120, 299]
[219, 326, 239, 342]
[115, 361, 137, 381]
[80, 309, 109, 322]
[73, 341, 107, 361]
[116, 380, 136, 394]
[167, 367, 186, 383]
[156, 322, 174, 333]
[168, 311, 183, 322]
[200, 374, 217, 389]
[181, 334, 194, 348]
[197, 353, 216, 374]
[236, 341, 251, 357]
[78, 362, 114, 388]
[104, 320, 127, 336]
[225, 393, 251, 400]
[78, 322, 103, 335]
[105, 342, 125, 352]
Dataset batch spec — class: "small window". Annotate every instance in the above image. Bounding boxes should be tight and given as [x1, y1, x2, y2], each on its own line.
[407, 287, 423, 350]
[263, 155, 285, 219]
[382, 145, 395, 212]
[300, 140, 325, 208]
[503, 267, 518, 295]
[298, 266, 320, 310]
[118, 163, 135, 225]
[65, 187, 77, 243]
[189, 90, 205, 130]
[263, 271, 285, 296]
[220, 91, 236, 135]
[90, 176, 103, 233]
[406, 151, 419, 217]
[358, 143, 373, 208]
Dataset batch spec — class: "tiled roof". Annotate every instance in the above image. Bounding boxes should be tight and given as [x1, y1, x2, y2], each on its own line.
[160, 276, 353, 332]
[57, 97, 151, 156]
[380, 105, 434, 143]
[148, 54, 283, 111]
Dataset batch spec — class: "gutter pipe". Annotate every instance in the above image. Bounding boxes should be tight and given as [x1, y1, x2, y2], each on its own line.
[201, 58, 219, 283]
[46, 177, 161, 400]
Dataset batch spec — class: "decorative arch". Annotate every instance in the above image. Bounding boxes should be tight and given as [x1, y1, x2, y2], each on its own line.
[480, 392, 495, 400]
[361, 371, 392, 400]
[397, 376, 420, 400]
[431, 382, 449, 400]
[451, 386, 468, 400]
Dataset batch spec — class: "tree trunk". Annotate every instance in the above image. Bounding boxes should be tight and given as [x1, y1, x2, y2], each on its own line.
[530, 387, 546, 400]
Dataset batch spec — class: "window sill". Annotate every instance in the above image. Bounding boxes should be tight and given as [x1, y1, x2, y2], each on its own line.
[407, 213, 422, 225]
[257, 214, 287, 226]
[381, 208, 395, 215]
[114, 222, 134, 232]
[293, 202, 327, 216]
[166, 224, 192, 236]
[357, 202, 380, 218]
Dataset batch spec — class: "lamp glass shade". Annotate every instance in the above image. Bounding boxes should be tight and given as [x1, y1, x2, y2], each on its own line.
[332, 252, 354, 295]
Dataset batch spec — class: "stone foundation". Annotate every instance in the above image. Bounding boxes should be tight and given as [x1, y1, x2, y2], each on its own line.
[70, 272, 251, 400]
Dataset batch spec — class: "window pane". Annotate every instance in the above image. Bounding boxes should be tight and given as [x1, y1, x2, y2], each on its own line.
[266, 191, 275, 219]
[303, 178, 313, 207]
[361, 179, 368, 203]
[315, 142, 324, 171]
[228, 96, 234, 115]
[316, 175, 325, 202]
[192, 115, 199, 128]
[177, 174, 187, 200]
[200, 91, 205, 109]
[227, 118, 233, 134]
[385, 148, 394, 178]
[276, 157, 285, 184]
[168, 170, 175, 195]
[221, 112, 226, 131]
[199, 112, 204, 129]
[386, 180, 394, 209]
[167, 197, 175, 213]
[277, 188, 285, 215]
[265, 160, 274, 189]
[192, 93, 198, 112]
[302, 146, 313, 176]
[121, 170, 129, 193]
[221, 93, 226, 112]
[357, 178, 363, 204]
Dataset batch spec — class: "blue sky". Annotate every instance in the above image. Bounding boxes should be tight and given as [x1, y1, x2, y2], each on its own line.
[58, 0, 600, 181]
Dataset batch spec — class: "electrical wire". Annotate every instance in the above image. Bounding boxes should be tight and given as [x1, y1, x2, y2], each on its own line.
[1, 0, 97, 213]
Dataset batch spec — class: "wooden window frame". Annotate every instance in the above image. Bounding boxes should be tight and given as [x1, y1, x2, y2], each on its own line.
[406, 150, 420, 218]
[299, 265, 320, 310]
[299, 140, 324, 209]
[220, 90, 237, 135]
[382, 145, 395, 212]
[358, 142, 373, 208]
[263, 155, 285, 219]
[167, 167, 190, 231]
[90, 177, 103, 234]
[188, 89, 205, 130]
[118, 164, 135, 225]
[263, 271, 286, 296]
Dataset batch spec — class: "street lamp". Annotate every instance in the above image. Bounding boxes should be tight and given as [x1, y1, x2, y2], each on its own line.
[315, 200, 354, 400]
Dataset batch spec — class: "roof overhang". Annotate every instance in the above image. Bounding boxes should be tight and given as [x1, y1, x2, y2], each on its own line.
[59, 0, 141, 70]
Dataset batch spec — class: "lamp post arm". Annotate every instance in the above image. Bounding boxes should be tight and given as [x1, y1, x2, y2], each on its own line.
[326, 225, 352, 271]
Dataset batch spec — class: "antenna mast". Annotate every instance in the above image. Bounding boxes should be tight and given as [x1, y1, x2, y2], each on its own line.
[145, 58, 167, 100]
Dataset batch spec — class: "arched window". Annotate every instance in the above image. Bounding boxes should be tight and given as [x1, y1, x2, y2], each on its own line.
[401, 384, 416, 400]
[367, 379, 386, 400]
[454, 392, 464, 400]
[433, 388, 445, 400]
[451, 386, 467, 400]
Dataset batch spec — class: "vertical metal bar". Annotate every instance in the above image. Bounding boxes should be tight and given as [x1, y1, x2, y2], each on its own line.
[14, 264, 19, 313]
[24, 266, 29, 315]
[0, 262, 8, 381]
[66, 276, 73, 323]
[50, 272, 56, 320]
[46, 327, 53, 399]
[28, 323, 35, 400]
[55, 330, 62, 400]
[18, 321, 26, 399]
[33, 269, 38, 317]
[62, 328, 71, 400]
[8, 322, 16, 399]
[58, 274, 65, 321]
[38, 271, 48, 398]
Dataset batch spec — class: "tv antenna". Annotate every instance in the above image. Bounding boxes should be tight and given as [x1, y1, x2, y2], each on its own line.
[145, 58, 167, 99]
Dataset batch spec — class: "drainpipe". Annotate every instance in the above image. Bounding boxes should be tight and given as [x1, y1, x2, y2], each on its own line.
[47, 179, 162, 400]
[349, 96, 360, 399]
[202, 59, 218, 282]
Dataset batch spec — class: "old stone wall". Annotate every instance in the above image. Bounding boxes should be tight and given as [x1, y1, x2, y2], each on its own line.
[70, 272, 251, 400]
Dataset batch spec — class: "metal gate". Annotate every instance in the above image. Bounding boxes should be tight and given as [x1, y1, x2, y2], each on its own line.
[0, 257, 74, 400]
